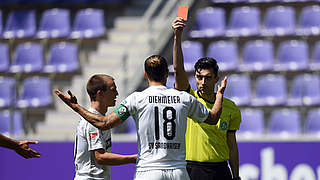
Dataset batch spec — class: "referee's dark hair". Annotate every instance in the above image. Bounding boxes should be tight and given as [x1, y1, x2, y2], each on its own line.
[86, 74, 112, 101]
[194, 57, 219, 77]
[145, 55, 169, 82]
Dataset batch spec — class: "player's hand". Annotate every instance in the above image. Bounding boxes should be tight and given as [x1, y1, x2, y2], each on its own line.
[54, 89, 78, 110]
[14, 140, 41, 159]
[217, 76, 228, 96]
[172, 17, 186, 36]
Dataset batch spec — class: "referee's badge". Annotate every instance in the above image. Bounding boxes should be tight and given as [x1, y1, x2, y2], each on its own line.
[220, 121, 228, 131]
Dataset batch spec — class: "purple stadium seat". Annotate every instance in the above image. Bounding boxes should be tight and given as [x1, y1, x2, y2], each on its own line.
[181, 41, 203, 72]
[240, 40, 274, 72]
[36, 8, 70, 39]
[238, 109, 264, 134]
[297, 6, 320, 36]
[16, 76, 52, 108]
[227, 7, 260, 37]
[70, 8, 105, 39]
[262, 6, 295, 36]
[3, 10, 36, 39]
[0, 77, 16, 108]
[0, 110, 23, 136]
[252, 74, 287, 106]
[288, 74, 320, 106]
[268, 109, 301, 135]
[311, 41, 320, 71]
[274, 40, 309, 72]
[190, 7, 225, 38]
[207, 41, 238, 72]
[44, 42, 79, 73]
[10, 42, 43, 73]
[305, 109, 320, 134]
[224, 74, 251, 106]
[0, 43, 10, 72]
[167, 75, 197, 90]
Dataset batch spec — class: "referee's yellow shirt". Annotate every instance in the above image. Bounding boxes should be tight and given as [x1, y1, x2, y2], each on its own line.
[185, 88, 241, 162]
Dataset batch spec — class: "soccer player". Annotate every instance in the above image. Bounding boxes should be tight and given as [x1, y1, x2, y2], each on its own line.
[55, 55, 227, 180]
[0, 133, 41, 159]
[172, 17, 242, 180]
[73, 74, 136, 180]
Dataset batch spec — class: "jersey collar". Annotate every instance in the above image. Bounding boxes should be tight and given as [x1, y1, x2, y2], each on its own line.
[196, 90, 216, 104]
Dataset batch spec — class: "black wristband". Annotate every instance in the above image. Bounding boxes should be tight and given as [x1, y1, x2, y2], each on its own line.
[233, 177, 241, 180]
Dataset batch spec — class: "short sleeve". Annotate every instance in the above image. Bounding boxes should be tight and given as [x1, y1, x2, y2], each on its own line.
[228, 103, 242, 131]
[120, 93, 136, 115]
[187, 94, 209, 123]
[85, 123, 105, 151]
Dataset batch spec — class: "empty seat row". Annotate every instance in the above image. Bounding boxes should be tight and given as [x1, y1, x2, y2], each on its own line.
[167, 74, 320, 107]
[0, 76, 52, 108]
[239, 108, 320, 135]
[179, 40, 320, 72]
[191, 6, 320, 38]
[0, 42, 79, 73]
[0, 8, 105, 39]
[226, 74, 320, 106]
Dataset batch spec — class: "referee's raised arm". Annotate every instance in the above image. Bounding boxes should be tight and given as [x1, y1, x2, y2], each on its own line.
[204, 76, 228, 125]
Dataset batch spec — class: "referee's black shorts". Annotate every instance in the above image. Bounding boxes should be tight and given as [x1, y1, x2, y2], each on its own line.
[186, 160, 232, 180]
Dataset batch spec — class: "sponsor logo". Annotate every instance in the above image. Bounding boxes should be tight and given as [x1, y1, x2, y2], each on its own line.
[220, 121, 228, 131]
[89, 132, 98, 139]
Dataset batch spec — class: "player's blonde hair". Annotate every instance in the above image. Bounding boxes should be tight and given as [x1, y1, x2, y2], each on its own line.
[86, 74, 113, 101]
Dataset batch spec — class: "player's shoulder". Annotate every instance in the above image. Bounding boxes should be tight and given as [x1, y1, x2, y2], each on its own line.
[222, 97, 240, 111]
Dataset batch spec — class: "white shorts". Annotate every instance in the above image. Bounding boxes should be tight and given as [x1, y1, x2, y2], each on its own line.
[134, 168, 190, 180]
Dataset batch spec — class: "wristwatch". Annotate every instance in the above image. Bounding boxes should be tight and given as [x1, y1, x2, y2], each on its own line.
[233, 177, 241, 180]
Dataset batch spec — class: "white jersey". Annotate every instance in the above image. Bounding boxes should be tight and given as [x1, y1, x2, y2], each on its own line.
[121, 86, 209, 171]
[74, 108, 112, 180]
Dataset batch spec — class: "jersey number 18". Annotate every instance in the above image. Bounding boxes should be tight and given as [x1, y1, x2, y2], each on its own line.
[154, 106, 176, 140]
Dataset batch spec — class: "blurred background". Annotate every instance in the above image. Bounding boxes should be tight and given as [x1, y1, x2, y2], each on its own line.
[0, 0, 319, 179]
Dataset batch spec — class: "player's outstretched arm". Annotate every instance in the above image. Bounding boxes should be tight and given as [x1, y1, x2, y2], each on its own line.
[204, 76, 228, 125]
[0, 133, 41, 159]
[172, 17, 189, 90]
[94, 149, 137, 165]
[54, 89, 122, 130]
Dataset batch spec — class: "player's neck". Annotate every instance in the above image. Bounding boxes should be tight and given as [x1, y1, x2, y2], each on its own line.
[91, 101, 107, 115]
[148, 81, 165, 87]
[199, 91, 216, 102]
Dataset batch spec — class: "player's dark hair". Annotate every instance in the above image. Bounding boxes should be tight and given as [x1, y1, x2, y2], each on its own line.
[86, 74, 112, 101]
[194, 57, 219, 77]
[145, 55, 169, 82]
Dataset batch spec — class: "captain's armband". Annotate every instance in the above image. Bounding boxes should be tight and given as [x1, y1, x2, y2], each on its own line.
[113, 104, 130, 121]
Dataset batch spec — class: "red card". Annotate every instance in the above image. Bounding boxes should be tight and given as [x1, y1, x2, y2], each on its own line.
[178, 6, 188, 21]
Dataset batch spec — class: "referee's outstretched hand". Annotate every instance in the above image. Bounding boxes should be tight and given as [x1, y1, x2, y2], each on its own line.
[217, 76, 228, 96]
[54, 89, 78, 111]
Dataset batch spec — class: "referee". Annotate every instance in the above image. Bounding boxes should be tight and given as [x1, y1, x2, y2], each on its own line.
[172, 17, 242, 180]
